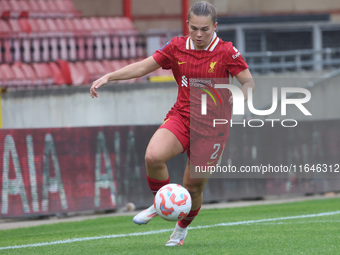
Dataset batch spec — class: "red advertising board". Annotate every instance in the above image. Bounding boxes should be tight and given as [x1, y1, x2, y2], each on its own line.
[0, 126, 157, 218]
[1, 120, 339, 218]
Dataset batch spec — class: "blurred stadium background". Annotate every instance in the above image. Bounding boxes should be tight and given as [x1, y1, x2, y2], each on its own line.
[0, 0, 339, 219]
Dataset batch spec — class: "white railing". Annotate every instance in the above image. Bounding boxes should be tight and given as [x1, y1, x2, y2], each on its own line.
[244, 47, 340, 73]
[219, 21, 340, 73]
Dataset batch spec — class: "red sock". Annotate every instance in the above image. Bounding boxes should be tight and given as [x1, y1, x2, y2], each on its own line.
[146, 175, 170, 195]
[178, 207, 201, 228]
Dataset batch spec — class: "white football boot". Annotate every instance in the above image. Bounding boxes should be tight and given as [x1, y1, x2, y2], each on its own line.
[132, 204, 157, 225]
[165, 222, 188, 246]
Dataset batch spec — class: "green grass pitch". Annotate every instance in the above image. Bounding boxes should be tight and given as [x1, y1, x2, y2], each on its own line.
[0, 198, 339, 255]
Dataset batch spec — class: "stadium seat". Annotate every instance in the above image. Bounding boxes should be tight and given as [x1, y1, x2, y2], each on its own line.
[80, 18, 95, 60]
[26, 0, 40, 17]
[0, 19, 13, 63]
[74, 61, 90, 84]
[54, 0, 81, 18]
[2, 15, 142, 65]
[109, 60, 125, 74]
[17, 1, 30, 17]
[70, 18, 87, 61]
[36, 0, 52, 16]
[56, 59, 72, 85]
[101, 60, 114, 74]
[0, 0, 11, 19]
[88, 17, 104, 60]
[101, 17, 120, 59]
[93, 61, 106, 77]
[27, 0, 54, 18]
[121, 17, 138, 59]
[15, 18, 32, 62]
[12, 63, 30, 87]
[0, 1, 145, 89]
[32, 62, 54, 87]
[26, 18, 42, 63]
[8, 19, 31, 63]
[0, 0, 80, 19]
[68, 62, 82, 85]
[7, 0, 21, 18]
[44, 18, 60, 61]
[12, 0, 29, 18]
[0, 64, 17, 87]
[68, 61, 90, 86]
[0, 64, 5, 87]
[20, 62, 41, 87]
[17, 18, 32, 33]
[107, 17, 129, 59]
[100, 18, 121, 59]
[82, 61, 93, 81]
[97, 17, 113, 59]
[31, 0, 80, 18]
[53, 19, 69, 60]
[115, 17, 138, 59]
[49, 62, 66, 85]
[6, 19, 21, 62]
[83, 61, 102, 82]
[63, 18, 77, 61]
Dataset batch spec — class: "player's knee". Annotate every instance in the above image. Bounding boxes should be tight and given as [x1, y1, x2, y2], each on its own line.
[145, 150, 164, 169]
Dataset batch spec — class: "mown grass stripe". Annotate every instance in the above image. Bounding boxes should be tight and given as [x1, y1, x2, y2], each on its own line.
[1, 210, 339, 250]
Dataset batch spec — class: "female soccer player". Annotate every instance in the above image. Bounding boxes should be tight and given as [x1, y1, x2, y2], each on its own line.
[90, 1, 254, 246]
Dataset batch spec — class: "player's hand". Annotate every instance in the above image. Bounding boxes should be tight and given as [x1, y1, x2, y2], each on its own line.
[90, 75, 109, 98]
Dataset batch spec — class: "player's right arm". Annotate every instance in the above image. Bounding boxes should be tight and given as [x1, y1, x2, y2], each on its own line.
[90, 56, 161, 98]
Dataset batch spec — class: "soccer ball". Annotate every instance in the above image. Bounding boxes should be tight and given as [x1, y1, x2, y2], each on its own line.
[154, 184, 192, 221]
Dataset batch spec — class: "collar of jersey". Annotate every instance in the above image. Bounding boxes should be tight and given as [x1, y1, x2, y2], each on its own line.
[186, 32, 219, 51]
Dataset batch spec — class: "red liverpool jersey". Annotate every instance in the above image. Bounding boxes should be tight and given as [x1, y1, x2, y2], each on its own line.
[153, 33, 248, 137]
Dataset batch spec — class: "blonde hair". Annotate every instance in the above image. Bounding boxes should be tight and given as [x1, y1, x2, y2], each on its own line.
[188, 1, 217, 24]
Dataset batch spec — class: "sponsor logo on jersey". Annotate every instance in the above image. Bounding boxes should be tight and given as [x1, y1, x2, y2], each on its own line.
[190, 79, 224, 115]
[178, 61, 187, 65]
[181, 75, 188, 87]
[232, 46, 241, 59]
[232, 52, 241, 59]
[208, 61, 217, 73]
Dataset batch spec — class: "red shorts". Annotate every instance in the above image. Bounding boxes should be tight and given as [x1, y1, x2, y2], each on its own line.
[158, 112, 228, 167]
[158, 113, 190, 152]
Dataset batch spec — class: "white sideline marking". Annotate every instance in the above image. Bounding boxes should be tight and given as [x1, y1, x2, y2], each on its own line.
[0, 210, 339, 250]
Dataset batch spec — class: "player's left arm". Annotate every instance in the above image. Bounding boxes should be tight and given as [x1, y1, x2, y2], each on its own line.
[229, 69, 255, 105]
